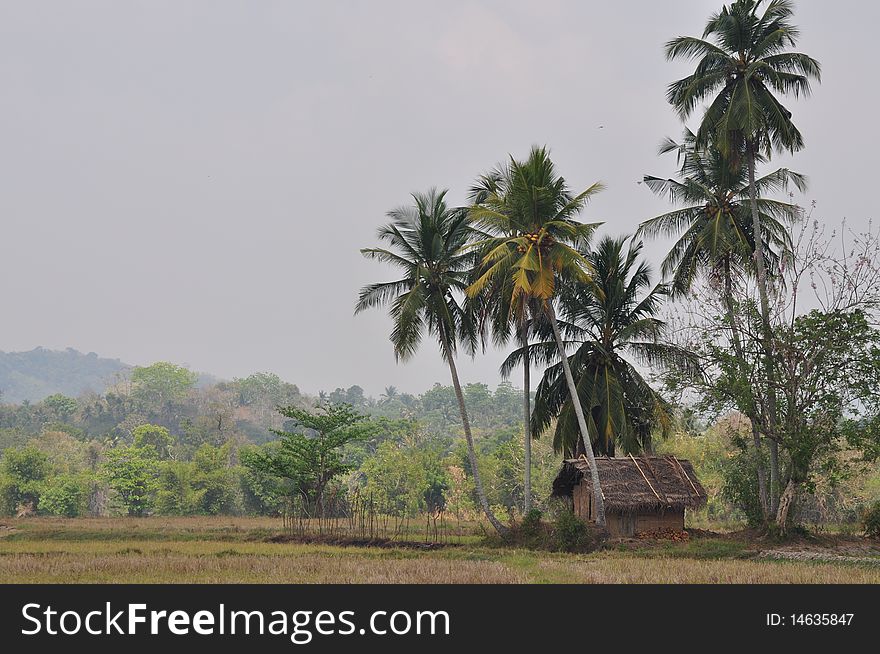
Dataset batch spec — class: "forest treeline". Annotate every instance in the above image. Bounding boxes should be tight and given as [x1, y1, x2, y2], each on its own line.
[0, 361, 565, 519]
[1, 359, 877, 529]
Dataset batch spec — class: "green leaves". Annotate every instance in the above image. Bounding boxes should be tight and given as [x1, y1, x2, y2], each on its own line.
[666, 0, 820, 154]
[356, 189, 477, 363]
[467, 145, 601, 306]
[245, 403, 378, 511]
[639, 128, 801, 296]
[100, 444, 161, 516]
[531, 237, 680, 456]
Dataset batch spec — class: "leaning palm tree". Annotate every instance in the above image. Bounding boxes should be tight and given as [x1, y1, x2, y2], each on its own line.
[639, 130, 805, 514]
[355, 189, 507, 535]
[467, 171, 544, 515]
[665, 0, 820, 515]
[513, 237, 694, 457]
[468, 146, 607, 526]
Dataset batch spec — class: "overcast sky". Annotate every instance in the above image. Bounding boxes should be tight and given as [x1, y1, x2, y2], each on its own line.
[0, 1, 874, 396]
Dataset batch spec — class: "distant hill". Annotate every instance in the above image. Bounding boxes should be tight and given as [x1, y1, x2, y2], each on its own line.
[0, 347, 131, 403]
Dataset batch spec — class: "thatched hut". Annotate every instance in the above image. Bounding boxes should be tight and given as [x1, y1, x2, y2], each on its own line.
[552, 456, 707, 538]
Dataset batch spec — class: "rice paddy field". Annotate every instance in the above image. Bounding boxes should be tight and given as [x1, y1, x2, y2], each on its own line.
[1, 517, 879, 584]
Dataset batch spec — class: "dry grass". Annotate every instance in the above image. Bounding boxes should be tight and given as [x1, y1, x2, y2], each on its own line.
[1, 517, 878, 584]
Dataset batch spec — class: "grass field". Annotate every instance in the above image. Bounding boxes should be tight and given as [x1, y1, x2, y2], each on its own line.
[1, 517, 879, 583]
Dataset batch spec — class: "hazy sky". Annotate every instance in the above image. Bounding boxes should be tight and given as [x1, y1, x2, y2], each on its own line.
[1, 1, 875, 396]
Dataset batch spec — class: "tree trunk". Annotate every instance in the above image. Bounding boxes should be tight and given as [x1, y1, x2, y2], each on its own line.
[722, 257, 769, 518]
[546, 302, 606, 527]
[522, 324, 532, 515]
[776, 478, 798, 536]
[443, 336, 508, 536]
[769, 440, 780, 517]
[746, 143, 781, 519]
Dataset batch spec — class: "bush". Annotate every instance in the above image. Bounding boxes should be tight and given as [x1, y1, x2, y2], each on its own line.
[40, 474, 89, 517]
[552, 510, 591, 552]
[0, 474, 17, 516]
[721, 449, 766, 527]
[521, 508, 543, 536]
[862, 501, 880, 539]
[0, 446, 50, 514]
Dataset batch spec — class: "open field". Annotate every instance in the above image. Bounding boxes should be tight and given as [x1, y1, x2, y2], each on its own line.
[1, 517, 878, 584]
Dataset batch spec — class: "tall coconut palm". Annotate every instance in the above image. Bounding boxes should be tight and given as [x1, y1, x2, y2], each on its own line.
[513, 237, 695, 457]
[639, 129, 804, 296]
[467, 146, 607, 526]
[665, 0, 820, 514]
[638, 130, 805, 514]
[355, 189, 507, 535]
[467, 171, 544, 515]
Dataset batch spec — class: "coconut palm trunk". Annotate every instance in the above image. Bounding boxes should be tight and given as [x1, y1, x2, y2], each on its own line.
[722, 256, 770, 518]
[545, 302, 606, 527]
[746, 143, 781, 517]
[521, 323, 532, 514]
[442, 334, 508, 535]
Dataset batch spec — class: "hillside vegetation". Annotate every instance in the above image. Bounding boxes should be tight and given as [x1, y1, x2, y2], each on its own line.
[0, 348, 129, 404]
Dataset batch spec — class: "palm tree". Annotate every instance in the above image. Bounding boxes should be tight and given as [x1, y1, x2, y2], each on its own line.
[638, 129, 805, 514]
[665, 0, 820, 515]
[380, 386, 399, 404]
[355, 189, 507, 535]
[468, 146, 607, 526]
[516, 237, 694, 457]
[639, 128, 804, 296]
[467, 171, 545, 515]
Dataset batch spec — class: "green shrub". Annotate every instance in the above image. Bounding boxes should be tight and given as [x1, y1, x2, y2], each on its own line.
[521, 508, 543, 536]
[0, 446, 50, 514]
[721, 449, 766, 527]
[0, 473, 17, 516]
[552, 510, 591, 552]
[862, 501, 880, 539]
[39, 474, 89, 517]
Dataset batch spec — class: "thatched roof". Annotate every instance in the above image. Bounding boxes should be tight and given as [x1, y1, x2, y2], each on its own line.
[552, 456, 707, 513]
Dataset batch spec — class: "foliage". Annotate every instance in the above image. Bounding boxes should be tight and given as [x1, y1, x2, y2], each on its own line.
[132, 424, 173, 459]
[155, 461, 205, 515]
[721, 447, 768, 527]
[467, 145, 601, 305]
[0, 347, 128, 404]
[862, 501, 880, 539]
[239, 443, 288, 515]
[100, 444, 161, 516]
[361, 440, 434, 516]
[130, 362, 198, 425]
[527, 237, 690, 455]
[39, 474, 89, 517]
[639, 128, 803, 295]
[773, 310, 880, 484]
[657, 421, 740, 521]
[0, 445, 49, 514]
[521, 508, 543, 537]
[243, 404, 374, 512]
[551, 510, 593, 552]
[665, 0, 821, 156]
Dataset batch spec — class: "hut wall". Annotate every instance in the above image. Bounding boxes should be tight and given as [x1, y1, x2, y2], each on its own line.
[573, 480, 685, 537]
[573, 479, 593, 520]
[606, 509, 684, 538]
